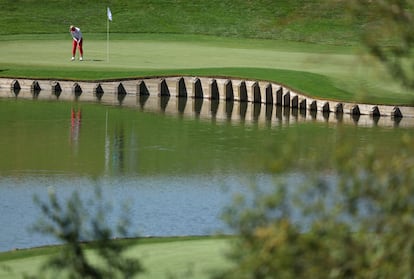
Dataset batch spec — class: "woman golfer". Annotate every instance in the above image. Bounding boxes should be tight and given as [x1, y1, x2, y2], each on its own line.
[69, 25, 83, 61]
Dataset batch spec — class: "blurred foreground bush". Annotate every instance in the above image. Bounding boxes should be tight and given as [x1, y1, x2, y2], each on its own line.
[217, 133, 414, 278]
[27, 188, 142, 279]
[350, 0, 414, 91]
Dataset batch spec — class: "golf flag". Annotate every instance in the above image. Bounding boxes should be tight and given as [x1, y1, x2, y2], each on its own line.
[107, 7, 112, 62]
[107, 7, 112, 21]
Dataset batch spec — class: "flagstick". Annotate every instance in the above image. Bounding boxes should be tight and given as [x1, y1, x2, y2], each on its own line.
[107, 18, 110, 62]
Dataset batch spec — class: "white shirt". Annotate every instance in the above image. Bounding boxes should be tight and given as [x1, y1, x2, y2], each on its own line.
[70, 27, 83, 42]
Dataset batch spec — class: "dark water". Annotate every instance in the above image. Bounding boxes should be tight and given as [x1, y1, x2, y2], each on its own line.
[0, 98, 412, 252]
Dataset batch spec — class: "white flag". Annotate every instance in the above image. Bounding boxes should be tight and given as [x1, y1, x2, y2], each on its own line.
[107, 7, 112, 21]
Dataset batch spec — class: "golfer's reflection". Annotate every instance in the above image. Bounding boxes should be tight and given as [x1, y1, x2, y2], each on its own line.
[70, 107, 82, 153]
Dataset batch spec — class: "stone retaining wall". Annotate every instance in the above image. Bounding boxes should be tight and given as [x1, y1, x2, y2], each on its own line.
[1, 77, 413, 127]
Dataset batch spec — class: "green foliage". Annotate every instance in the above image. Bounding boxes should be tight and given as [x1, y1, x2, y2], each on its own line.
[218, 133, 414, 278]
[349, 0, 414, 89]
[27, 188, 143, 279]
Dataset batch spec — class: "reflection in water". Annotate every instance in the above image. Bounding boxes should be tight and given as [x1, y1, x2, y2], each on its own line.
[138, 94, 149, 109]
[2, 77, 414, 128]
[104, 111, 140, 176]
[194, 98, 203, 118]
[0, 97, 413, 252]
[104, 111, 128, 175]
[265, 104, 273, 122]
[178, 97, 187, 116]
[112, 125, 125, 174]
[131, 90, 412, 127]
[240, 102, 247, 120]
[226, 101, 233, 121]
[160, 95, 170, 112]
[70, 107, 82, 153]
[211, 99, 219, 119]
[105, 110, 110, 173]
[335, 111, 343, 122]
[253, 103, 261, 122]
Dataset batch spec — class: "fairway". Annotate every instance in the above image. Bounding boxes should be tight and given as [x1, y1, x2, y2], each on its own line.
[1, 34, 413, 105]
[0, 238, 232, 279]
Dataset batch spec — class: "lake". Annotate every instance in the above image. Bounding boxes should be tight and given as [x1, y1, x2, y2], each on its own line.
[0, 97, 412, 252]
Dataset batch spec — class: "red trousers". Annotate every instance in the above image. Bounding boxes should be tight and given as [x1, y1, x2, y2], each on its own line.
[72, 39, 83, 57]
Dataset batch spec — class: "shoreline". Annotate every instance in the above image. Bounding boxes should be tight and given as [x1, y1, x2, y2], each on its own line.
[1, 76, 414, 128]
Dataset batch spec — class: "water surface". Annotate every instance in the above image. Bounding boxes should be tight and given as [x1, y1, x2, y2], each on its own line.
[0, 99, 412, 252]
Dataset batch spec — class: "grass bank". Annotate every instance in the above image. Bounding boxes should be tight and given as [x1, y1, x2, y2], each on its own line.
[0, 1, 361, 44]
[0, 236, 233, 279]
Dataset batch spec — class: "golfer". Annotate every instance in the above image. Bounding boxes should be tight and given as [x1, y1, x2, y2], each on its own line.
[69, 25, 83, 61]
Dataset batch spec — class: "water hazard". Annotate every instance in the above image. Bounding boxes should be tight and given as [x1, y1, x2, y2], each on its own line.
[0, 98, 413, 252]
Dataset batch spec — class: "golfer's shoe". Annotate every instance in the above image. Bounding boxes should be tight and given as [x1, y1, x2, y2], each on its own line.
[79, 57, 83, 61]
[71, 57, 75, 61]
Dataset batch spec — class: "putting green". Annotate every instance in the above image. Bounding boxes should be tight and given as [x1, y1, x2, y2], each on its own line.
[0, 238, 232, 279]
[1, 37, 354, 71]
[0, 34, 413, 105]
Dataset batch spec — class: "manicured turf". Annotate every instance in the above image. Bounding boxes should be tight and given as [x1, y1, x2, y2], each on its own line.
[0, 34, 412, 105]
[0, 237, 232, 279]
[0, 1, 413, 105]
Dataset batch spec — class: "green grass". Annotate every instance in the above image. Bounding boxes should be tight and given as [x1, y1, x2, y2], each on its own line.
[0, 1, 360, 44]
[0, 236, 233, 279]
[0, 34, 412, 105]
[1, 0, 412, 105]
